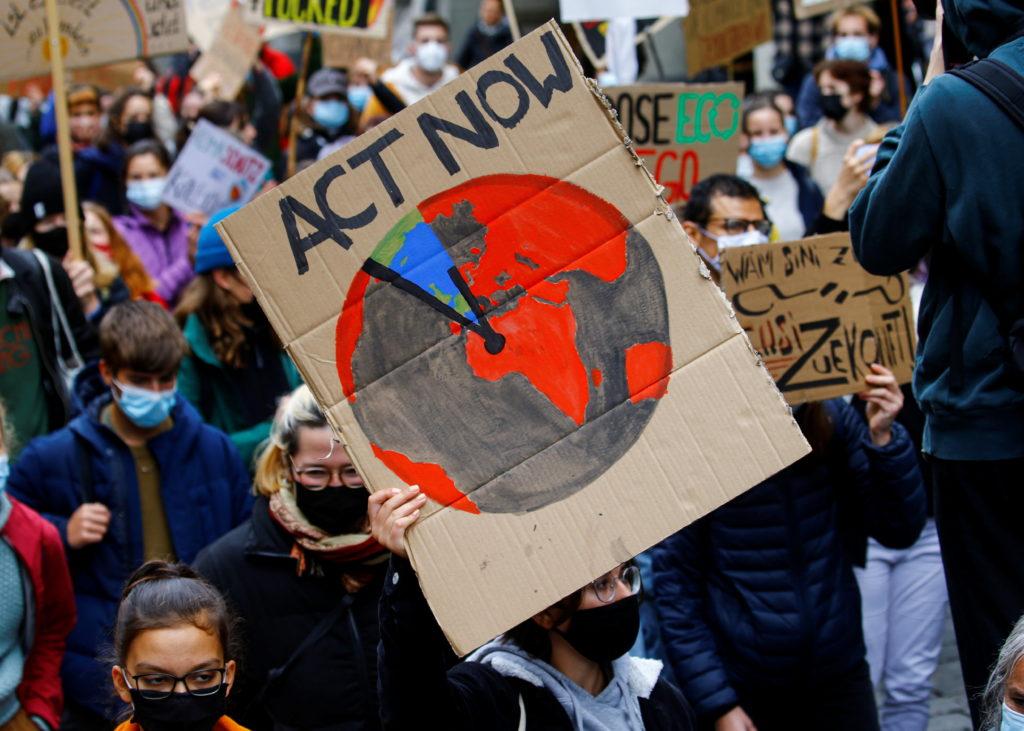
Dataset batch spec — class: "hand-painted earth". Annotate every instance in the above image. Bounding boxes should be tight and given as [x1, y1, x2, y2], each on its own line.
[336, 174, 672, 514]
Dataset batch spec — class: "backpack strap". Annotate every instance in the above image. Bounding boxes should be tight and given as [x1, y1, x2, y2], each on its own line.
[949, 58, 1024, 131]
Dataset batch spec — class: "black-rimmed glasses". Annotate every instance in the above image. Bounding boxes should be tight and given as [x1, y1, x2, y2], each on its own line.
[591, 566, 642, 604]
[122, 667, 226, 700]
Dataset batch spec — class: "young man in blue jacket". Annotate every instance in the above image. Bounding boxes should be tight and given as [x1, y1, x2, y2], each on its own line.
[848, 1, 1024, 723]
[7, 300, 252, 730]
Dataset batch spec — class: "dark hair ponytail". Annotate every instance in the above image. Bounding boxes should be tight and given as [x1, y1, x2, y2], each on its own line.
[114, 561, 237, 666]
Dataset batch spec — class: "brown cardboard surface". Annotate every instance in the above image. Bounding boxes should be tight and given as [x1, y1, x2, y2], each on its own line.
[322, 13, 394, 69]
[0, 0, 188, 83]
[604, 82, 743, 207]
[721, 233, 916, 406]
[793, 0, 859, 20]
[189, 6, 263, 101]
[217, 22, 810, 654]
[683, 0, 773, 75]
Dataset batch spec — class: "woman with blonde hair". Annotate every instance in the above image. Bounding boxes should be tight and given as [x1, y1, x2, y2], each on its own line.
[175, 207, 300, 469]
[83, 201, 165, 307]
[194, 384, 387, 731]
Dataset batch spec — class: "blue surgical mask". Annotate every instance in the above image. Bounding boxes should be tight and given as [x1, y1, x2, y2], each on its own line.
[313, 100, 349, 130]
[0, 455, 8, 495]
[113, 379, 176, 429]
[784, 115, 799, 137]
[833, 36, 872, 62]
[347, 85, 371, 112]
[126, 177, 167, 211]
[748, 135, 789, 169]
[1003, 703, 1024, 731]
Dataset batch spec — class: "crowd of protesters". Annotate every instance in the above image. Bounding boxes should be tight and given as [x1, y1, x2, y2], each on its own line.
[0, 0, 1021, 730]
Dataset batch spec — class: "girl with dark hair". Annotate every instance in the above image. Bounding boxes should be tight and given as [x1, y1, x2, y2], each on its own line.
[174, 208, 300, 468]
[111, 561, 245, 731]
[370, 488, 696, 730]
[113, 141, 193, 306]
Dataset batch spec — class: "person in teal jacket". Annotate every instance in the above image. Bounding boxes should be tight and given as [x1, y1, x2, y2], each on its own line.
[848, 1, 1024, 724]
[175, 207, 301, 470]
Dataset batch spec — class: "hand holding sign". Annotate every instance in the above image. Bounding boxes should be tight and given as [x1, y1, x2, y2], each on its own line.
[858, 363, 903, 446]
[369, 486, 427, 560]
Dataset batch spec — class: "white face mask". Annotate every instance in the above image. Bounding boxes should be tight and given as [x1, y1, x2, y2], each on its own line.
[700, 227, 770, 251]
[415, 40, 448, 73]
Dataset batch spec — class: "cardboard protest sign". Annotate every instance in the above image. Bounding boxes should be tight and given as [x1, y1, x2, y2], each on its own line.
[560, 0, 690, 22]
[794, 0, 858, 20]
[571, 17, 667, 71]
[190, 6, 263, 101]
[721, 234, 916, 405]
[162, 119, 271, 216]
[217, 22, 809, 653]
[321, 11, 394, 68]
[683, 0, 773, 75]
[604, 82, 743, 205]
[0, 0, 188, 83]
[245, 0, 392, 38]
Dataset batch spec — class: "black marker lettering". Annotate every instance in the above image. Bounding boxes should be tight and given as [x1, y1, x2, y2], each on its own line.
[347, 128, 406, 207]
[418, 90, 499, 175]
[476, 70, 530, 129]
[504, 31, 573, 108]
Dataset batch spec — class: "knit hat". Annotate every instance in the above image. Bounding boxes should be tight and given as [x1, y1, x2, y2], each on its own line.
[307, 68, 348, 99]
[195, 205, 242, 274]
[19, 153, 64, 227]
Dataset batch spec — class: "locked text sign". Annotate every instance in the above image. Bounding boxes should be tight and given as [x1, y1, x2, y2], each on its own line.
[0, 0, 188, 82]
[245, 0, 392, 38]
[605, 82, 743, 205]
[721, 234, 916, 405]
[217, 23, 808, 654]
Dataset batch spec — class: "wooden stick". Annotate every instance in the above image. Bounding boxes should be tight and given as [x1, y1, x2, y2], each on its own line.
[890, 0, 908, 117]
[287, 31, 315, 180]
[503, 0, 521, 41]
[43, 0, 83, 260]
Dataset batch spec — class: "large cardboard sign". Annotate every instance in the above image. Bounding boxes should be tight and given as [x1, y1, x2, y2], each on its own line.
[245, 0, 392, 38]
[0, 0, 189, 83]
[683, 0, 773, 75]
[794, 0, 858, 20]
[721, 234, 916, 405]
[189, 6, 263, 101]
[560, 0, 690, 22]
[321, 11, 394, 69]
[217, 23, 809, 653]
[162, 119, 271, 216]
[604, 82, 743, 205]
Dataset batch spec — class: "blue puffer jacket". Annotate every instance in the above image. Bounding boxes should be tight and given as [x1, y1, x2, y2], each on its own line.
[7, 393, 252, 718]
[649, 399, 925, 722]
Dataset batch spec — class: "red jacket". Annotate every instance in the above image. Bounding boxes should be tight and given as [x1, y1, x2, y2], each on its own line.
[2, 497, 75, 730]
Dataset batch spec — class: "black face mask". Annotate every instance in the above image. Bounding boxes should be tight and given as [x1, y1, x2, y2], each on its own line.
[33, 225, 69, 259]
[295, 485, 369, 536]
[124, 120, 155, 145]
[820, 93, 848, 121]
[557, 593, 640, 664]
[128, 684, 226, 731]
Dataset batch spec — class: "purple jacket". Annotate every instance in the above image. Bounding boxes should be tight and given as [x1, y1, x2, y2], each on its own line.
[113, 205, 194, 304]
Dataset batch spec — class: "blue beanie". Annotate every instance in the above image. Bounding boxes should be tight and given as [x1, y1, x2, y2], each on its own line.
[194, 205, 243, 274]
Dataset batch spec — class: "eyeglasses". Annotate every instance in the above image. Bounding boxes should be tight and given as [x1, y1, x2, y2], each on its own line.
[291, 462, 364, 490]
[121, 667, 226, 700]
[590, 565, 641, 604]
[708, 218, 773, 236]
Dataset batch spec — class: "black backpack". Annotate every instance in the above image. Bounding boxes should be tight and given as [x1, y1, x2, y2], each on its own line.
[948, 58, 1024, 386]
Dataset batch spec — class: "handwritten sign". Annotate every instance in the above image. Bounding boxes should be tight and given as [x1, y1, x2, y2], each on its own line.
[793, 0, 857, 20]
[190, 6, 263, 101]
[216, 23, 808, 654]
[683, 0, 772, 75]
[721, 234, 916, 405]
[245, 0, 392, 38]
[604, 82, 743, 205]
[162, 119, 271, 216]
[0, 0, 188, 83]
[322, 10, 394, 68]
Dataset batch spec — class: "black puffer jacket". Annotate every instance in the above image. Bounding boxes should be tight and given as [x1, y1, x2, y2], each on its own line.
[650, 398, 926, 722]
[378, 556, 696, 730]
[195, 497, 384, 731]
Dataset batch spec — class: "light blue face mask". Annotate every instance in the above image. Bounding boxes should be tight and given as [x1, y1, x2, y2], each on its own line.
[784, 115, 799, 137]
[313, 100, 350, 130]
[126, 177, 167, 211]
[1003, 703, 1024, 731]
[748, 135, 789, 169]
[346, 85, 371, 112]
[0, 455, 8, 495]
[833, 36, 872, 62]
[113, 379, 176, 429]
